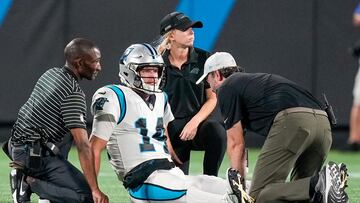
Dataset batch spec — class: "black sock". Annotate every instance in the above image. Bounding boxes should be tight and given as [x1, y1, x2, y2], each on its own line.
[309, 174, 319, 198]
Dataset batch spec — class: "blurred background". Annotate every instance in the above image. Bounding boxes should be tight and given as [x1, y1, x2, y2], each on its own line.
[0, 0, 359, 148]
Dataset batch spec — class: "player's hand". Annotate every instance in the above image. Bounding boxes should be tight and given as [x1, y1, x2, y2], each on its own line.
[166, 138, 183, 165]
[180, 118, 200, 141]
[92, 189, 109, 203]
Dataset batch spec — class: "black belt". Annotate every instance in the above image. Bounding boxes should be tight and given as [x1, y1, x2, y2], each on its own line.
[123, 158, 175, 189]
[10, 138, 60, 157]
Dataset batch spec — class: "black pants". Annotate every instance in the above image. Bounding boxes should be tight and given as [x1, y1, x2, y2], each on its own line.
[9, 138, 93, 203]
[167, 106, 227, 176]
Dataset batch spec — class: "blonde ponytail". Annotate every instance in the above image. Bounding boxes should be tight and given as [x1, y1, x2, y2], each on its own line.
[157, 32, 172, 54]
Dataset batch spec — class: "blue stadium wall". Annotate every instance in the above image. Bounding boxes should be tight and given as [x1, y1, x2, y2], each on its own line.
[0, 0, 359, 146]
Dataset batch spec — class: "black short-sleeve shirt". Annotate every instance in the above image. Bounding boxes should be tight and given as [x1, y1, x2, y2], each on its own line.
[217, 73, 323, 136]
[162, 47, 211, 118]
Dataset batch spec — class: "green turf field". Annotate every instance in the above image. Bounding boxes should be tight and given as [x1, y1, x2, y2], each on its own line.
[0, 148, 359, 202]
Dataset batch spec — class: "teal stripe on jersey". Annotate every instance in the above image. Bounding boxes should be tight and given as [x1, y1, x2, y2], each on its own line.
[163, 92, 168, 111]
[107, 85, 126, 124]
[129, 183, 186, 201]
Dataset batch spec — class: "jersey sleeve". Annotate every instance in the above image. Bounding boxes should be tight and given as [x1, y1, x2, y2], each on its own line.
[218, 86, 244, 130]
[163, 92, 174, 126]
[91, 114, 116, 141]
[61, 92, 87, 129]
[91, 86, 121, 121]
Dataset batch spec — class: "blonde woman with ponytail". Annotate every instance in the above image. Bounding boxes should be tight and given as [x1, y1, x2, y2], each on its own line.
[157, 11, 227, 177]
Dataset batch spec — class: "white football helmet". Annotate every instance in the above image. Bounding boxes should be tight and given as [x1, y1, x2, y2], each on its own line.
[119, 43, 165, 93]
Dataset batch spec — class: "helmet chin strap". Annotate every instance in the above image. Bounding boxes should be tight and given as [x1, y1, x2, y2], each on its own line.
[139, 77, 162, 94]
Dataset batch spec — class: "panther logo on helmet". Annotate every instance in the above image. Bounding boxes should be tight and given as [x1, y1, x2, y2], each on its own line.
[119, 43, 165, 94]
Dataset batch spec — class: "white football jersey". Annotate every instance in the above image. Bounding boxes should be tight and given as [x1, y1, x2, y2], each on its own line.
[91, 84, 174, 180]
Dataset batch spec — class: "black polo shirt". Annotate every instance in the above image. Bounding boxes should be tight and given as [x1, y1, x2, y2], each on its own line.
[162, 47, 210, 119]
[217, 72, 323, 136]
[12, 67, 87, 144]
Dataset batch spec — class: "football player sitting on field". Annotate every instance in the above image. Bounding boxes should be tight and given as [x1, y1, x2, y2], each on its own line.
[89, 43, 253, 203]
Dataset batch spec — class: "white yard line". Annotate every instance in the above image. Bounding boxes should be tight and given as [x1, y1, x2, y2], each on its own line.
[245, 172, 360, 179]
[348, 172, 360, 178]
[99, 172, 360, 178]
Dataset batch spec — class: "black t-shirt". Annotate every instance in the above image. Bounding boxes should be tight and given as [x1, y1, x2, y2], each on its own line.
[217, 72, 323, 136]
[162, 47, 211, 118]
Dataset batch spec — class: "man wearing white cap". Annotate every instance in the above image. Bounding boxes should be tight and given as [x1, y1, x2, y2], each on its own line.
[196, 52, 349, 203]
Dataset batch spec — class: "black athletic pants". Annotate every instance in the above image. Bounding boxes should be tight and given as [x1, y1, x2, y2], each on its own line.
[167, 106, 227, 176]
[9, 139, 93, 203]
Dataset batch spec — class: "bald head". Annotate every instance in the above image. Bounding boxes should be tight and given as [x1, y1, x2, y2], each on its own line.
[64, 38, 102, 80]
[64, 38, 99, 66]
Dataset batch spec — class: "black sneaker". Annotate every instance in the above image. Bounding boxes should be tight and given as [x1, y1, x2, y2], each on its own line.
[226, 168, 254, 203]
[314, 161, 349, 203]
[10, 169, 31, 203]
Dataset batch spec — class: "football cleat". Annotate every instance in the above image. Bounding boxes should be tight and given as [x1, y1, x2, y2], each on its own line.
[10, 169, 31, 203]
[337, 163, 349, 203]
[313, 161, 349, 203]
[226, 168, 254, 203]
[338, 163, 348, 190]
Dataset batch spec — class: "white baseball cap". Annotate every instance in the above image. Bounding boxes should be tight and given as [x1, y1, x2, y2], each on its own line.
[196, 52, 237, 84]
